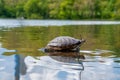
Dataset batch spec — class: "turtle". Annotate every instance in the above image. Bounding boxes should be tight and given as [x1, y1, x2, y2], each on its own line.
[45, 36, 85, 52]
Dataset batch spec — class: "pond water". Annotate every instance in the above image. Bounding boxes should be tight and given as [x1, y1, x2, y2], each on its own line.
[0, 19, 120, 80]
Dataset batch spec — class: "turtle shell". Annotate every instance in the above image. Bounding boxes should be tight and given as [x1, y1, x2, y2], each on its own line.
[46, 36, 85, 51]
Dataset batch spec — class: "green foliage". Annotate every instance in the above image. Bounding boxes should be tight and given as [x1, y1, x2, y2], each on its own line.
[24, 0, 49, 19]
[1, 0, 120, 19]
[24, 0, 40, 18]
[0, 0, 6, 17]
[16, 3, 25, 18]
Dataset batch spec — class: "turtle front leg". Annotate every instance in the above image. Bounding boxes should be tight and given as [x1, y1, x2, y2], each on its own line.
[72, 45, 80, 52]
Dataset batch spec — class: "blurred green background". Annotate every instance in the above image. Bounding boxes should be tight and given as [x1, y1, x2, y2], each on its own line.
[1, 0, 120, 20]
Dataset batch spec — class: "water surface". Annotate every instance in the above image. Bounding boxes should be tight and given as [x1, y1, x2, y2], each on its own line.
[1, 19, 120, 27]
[0, 19, 120, 80]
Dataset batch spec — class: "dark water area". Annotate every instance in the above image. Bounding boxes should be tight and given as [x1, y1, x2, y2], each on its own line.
[0, 20, 120, 80]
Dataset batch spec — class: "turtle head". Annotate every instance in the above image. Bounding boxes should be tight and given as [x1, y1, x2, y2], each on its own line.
[80, 39, 86, 43]
[78, 39, 85, 47]
[79, 35, 86, 44]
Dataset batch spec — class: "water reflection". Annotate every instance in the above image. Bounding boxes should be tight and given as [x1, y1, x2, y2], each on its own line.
[0, 43, 26, 80]
[23, 52, 84, 80]
[46, 51, 85, 70]
[0, 54, 15, 80]
[0, 46, 26, 80]
[1, 46, 120, 80]
[14, 54, 27, 80]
